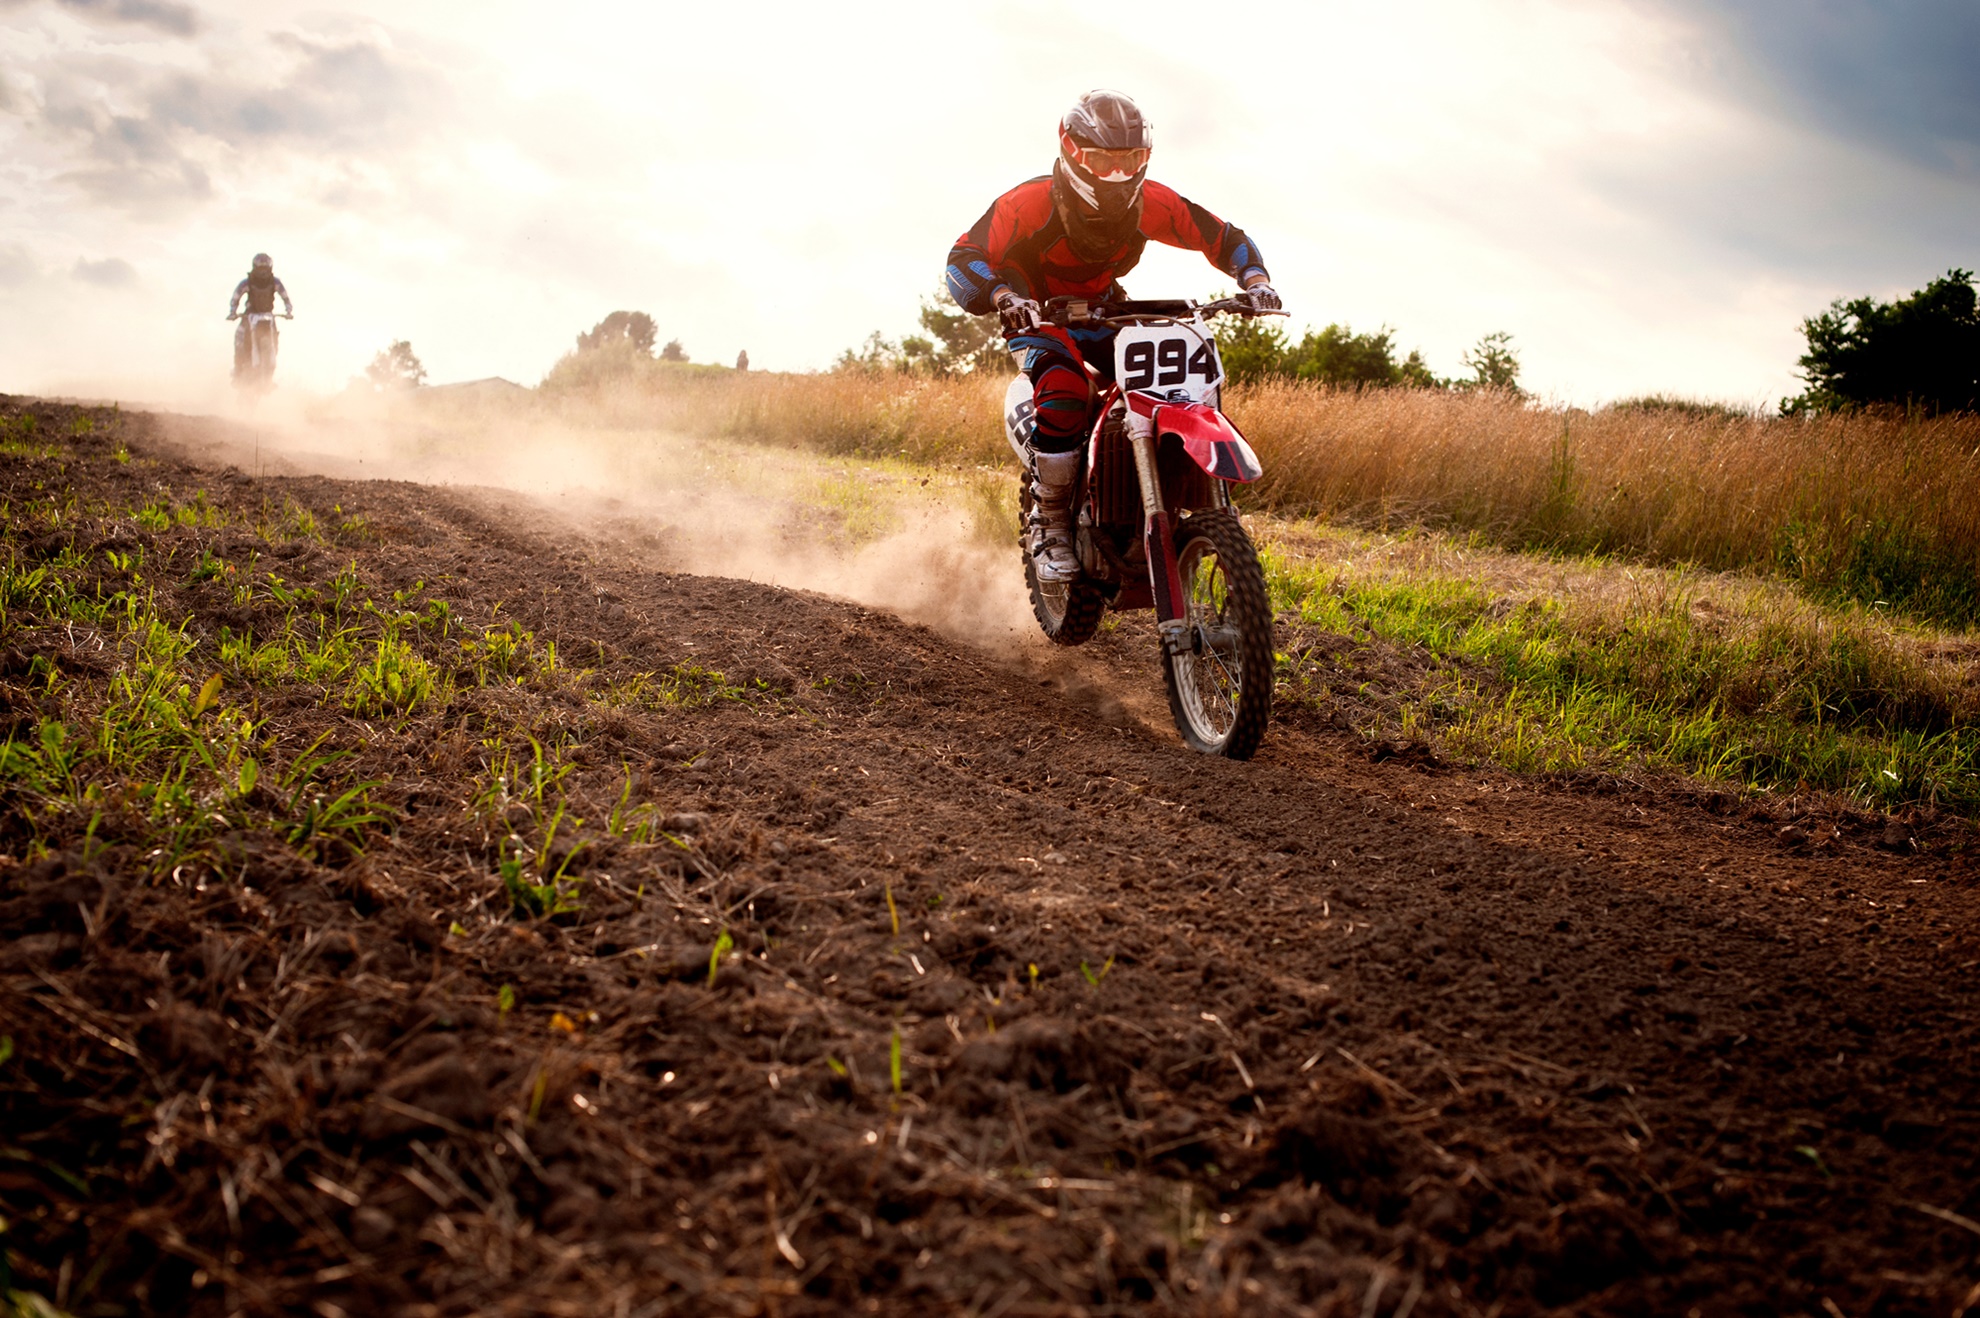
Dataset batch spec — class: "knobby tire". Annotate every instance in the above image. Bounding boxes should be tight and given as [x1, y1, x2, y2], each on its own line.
[1162, 509, 1274, 759]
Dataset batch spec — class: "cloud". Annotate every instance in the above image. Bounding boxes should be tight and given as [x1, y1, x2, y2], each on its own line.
[0, 0, 197, 35]
[1639, 0, 1980, 179]
[150, 31, 449, 149]
[0, 244, 36, 287]
[58, 0, 198, 35]
[72, 255, 136, 286]
[11, 25, 448, 212]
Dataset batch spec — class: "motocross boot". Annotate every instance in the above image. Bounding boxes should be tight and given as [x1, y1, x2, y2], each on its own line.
[1027, 448, 1082, 584]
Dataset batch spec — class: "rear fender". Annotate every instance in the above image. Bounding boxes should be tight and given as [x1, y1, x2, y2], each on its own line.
[1125, 392, 1262, 483]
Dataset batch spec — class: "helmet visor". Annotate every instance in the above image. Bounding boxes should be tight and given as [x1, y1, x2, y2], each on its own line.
[1070, 143, 1149, 182]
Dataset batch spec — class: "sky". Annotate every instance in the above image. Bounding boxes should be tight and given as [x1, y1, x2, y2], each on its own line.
[1, 0, 1975, 409]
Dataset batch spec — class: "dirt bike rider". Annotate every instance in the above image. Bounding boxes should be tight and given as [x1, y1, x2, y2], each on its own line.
[945, 90, 1280, 583]
[226, 253, 293, 377]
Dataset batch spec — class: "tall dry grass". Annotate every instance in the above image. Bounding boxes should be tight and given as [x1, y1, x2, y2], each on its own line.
[1231, 384, 1980, 623]
[541, 351, 1980, 624]
[540, 347, 1011, 468]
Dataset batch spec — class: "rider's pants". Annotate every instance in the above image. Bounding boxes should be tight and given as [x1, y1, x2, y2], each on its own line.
[1008, 325, 1117, 454]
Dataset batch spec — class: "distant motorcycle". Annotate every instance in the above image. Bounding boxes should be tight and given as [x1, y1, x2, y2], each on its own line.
[1006, 295, 1283, 759]
[229, 311, 291, 389]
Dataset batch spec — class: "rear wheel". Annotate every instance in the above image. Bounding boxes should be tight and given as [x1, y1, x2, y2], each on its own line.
[1161, 509, 1274, 759]
[1019, 480, 1105, 646]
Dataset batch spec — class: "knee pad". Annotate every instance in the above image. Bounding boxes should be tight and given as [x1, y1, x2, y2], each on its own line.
[1030, 362, 1091, 448]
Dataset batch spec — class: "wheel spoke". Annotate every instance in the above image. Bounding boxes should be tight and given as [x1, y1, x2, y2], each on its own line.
[1162, 510, 1272, 760]
[1172, 538, 1244, 740]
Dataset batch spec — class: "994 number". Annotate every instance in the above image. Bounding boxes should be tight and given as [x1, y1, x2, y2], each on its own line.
[1122, 337, 1216, 390]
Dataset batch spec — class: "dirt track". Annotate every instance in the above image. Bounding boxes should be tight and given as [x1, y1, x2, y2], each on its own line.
[5, 403, 1979, 1316]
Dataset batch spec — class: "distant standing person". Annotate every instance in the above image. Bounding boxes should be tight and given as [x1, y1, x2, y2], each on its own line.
[226, 253, 293, 381]
[736, 349, 749, 372]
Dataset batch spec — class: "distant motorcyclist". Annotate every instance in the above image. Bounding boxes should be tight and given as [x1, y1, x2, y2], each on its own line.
[227, 253, 293, 380]
[946, 91, 1279, 582]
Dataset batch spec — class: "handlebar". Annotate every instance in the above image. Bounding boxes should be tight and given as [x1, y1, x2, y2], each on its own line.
[1038, 294, 1285, 328]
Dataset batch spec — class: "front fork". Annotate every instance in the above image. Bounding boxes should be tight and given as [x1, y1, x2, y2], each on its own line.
[1128, 428, 1192, 652]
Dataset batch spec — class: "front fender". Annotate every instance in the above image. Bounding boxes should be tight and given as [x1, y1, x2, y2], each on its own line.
[1128, 394, 1263, 483]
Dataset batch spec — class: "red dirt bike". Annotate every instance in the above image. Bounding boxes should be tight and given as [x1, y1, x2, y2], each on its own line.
[229, 311, 291, 390]
[1004, 295, 1283, 760]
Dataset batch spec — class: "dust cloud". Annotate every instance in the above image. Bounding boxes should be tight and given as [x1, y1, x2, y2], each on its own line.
[149, 383, 1046, 657]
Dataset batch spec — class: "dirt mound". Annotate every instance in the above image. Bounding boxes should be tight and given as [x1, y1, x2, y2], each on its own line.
[3, 398, 1978, 1316]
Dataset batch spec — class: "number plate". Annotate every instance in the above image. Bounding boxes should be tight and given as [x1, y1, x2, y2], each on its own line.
[1114, 323, 1221, 402]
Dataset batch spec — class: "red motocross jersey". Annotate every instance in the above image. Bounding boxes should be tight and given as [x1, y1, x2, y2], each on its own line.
[945, 176, 1268, 315]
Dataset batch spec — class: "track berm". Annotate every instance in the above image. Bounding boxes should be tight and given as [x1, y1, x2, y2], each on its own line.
[4, 399, 1976, 1316]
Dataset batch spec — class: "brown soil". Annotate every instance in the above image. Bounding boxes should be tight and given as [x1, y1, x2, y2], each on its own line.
[4, 400, 1978, 1317]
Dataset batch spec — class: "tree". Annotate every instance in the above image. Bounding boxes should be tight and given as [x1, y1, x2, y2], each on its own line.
[659, 339, 687, 362]
[1293, 324, 1414, 388]
[1456, 331, 1521, 393]
[913, 290, 1008, 375]
[1784, 269, 1980, 415]
[365, 340, 426, 390]
[834, 331, 904, 374]
[1214, 317, 1293, 385]
[1211, 317, 1450, 390]
[833, 287, 1017, 378]
[576, 311, 658, 356]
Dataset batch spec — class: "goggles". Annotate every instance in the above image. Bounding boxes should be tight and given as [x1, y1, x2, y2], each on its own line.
[1063, 138, 1150, 182]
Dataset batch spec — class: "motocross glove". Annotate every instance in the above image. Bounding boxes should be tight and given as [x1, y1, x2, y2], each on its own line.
[1242, 282, 1283, 313]
[994, 288, 1043, 336]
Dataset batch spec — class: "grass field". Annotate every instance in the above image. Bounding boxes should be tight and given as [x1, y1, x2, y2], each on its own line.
[540, 353, 1980, 629]
[526, 359, 1980, 820]
[1232, 383, 1980, 628]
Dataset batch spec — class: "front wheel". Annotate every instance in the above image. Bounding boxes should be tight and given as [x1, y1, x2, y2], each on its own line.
[255, 323, 278, 384]
[1162, 509, 1274, 759]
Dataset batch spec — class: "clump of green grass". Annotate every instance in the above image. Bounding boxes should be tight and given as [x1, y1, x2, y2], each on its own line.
[600, 661, 746, 710]
[345, 631, 444, 718]
[0, 415, 61, 459]
[463, 619, 559, 686]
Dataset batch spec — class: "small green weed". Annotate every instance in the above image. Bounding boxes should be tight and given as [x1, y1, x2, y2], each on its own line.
[501, 842, 580, 919]
[344, 633, 443, 718]
[463, 620, 559, 686]
[602, 661, 744, 710]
